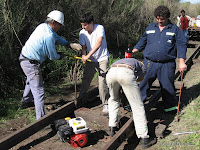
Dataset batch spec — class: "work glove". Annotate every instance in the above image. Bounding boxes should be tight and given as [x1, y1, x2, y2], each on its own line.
[70, 43, 82, 51]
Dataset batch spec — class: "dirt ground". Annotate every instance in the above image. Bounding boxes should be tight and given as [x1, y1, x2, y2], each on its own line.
[0, 79, 143, 150]
[1, 81, 116, 150]
[1, 42, 200, 150]
[0, 79, 166, 150]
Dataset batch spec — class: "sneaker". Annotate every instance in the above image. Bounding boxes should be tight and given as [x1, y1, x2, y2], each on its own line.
[141, 137, 157, 149]
[21, 101, 34, 109]
[102, 105, 109, 116]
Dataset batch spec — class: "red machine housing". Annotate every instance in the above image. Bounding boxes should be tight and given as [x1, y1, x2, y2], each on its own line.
[68, 133, 88, 148]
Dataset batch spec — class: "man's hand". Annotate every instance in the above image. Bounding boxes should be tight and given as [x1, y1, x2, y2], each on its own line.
[179, 58, 187, 72]
[81, 55, 89, 64]
[132, 48, 139, 53]
[70, 43, 82, 51]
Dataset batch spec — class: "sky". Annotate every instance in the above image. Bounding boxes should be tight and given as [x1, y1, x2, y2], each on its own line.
[180, 0, 200, 4]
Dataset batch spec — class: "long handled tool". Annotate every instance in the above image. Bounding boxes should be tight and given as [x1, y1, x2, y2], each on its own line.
[74, 56, 78, 106]
[72, 55, 91, 107]
[176, 71, 184, 122]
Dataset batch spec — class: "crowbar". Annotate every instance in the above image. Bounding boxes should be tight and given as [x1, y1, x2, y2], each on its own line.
[176, 71, 184, 122]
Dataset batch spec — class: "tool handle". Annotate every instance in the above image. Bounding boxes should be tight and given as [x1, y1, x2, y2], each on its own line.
[63, 54, 92, 62]
[74, 56, 92, 62]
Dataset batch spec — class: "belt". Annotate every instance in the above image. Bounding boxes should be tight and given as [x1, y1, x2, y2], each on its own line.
[146, 57, 175, 63]
[112, 64, 134, 70]
[20, 54, 40, 64]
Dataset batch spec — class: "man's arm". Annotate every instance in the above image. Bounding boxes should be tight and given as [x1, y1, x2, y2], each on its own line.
[46, 36, 60, 60]
[186, 15, 192, 27]
[176, 26, 187, 72]
[81, 45, 87, 64]
[81, 37, 103, 63]
[81, 45, 87, 56]
[132, 29, 148, 53]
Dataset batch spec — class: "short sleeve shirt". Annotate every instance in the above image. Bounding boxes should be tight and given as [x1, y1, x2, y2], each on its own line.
[79, 24, 109, 62]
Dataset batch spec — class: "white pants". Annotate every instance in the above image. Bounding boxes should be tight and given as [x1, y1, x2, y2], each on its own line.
[106, 67, 148, 138]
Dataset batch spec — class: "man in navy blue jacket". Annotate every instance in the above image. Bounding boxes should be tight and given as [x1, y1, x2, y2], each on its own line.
[132, 5, 187, 114]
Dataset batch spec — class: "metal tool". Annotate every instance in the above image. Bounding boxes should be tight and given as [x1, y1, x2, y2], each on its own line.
[173, 131, 198, 135]
[177, 71, 184, 122]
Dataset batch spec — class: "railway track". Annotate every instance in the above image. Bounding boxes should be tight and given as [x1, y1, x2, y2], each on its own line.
[0, 43, 200, 150]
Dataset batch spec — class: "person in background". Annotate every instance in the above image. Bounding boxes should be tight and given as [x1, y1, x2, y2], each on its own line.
[19, 10, 81, 120]
[132, 5, 187, 115]
[78, 12, 110, 115]
[177, 9, 192, 41]
[106, 58, 157, 149]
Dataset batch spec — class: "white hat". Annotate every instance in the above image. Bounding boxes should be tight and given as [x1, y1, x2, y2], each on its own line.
[47, 10, 64, 26]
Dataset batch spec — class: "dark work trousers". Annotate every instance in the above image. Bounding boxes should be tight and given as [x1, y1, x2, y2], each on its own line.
[139, 58, 178, 111]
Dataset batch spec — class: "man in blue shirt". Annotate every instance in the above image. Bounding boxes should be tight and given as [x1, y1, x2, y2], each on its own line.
[132, 5, 187, 114]
[19, 10, 81, 120]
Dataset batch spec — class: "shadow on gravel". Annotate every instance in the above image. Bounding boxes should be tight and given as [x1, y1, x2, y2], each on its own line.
[18, 130, 57, 150]
[180, 82, 200, 108]
[86, 130, 109, 146]
[81, 97, 102, 109]
[123, 133, 140, 150]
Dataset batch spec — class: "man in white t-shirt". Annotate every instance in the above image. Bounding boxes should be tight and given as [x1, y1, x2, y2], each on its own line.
[78, 12, 109, 115]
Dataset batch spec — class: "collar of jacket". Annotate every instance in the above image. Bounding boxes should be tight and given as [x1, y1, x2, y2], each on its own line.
[154, 20, 173, 29]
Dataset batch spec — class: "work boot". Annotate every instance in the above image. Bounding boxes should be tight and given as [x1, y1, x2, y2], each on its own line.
[141, 137, 157, 149]
[109, 127, 118, 137]
[21, 101, 34, 109]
